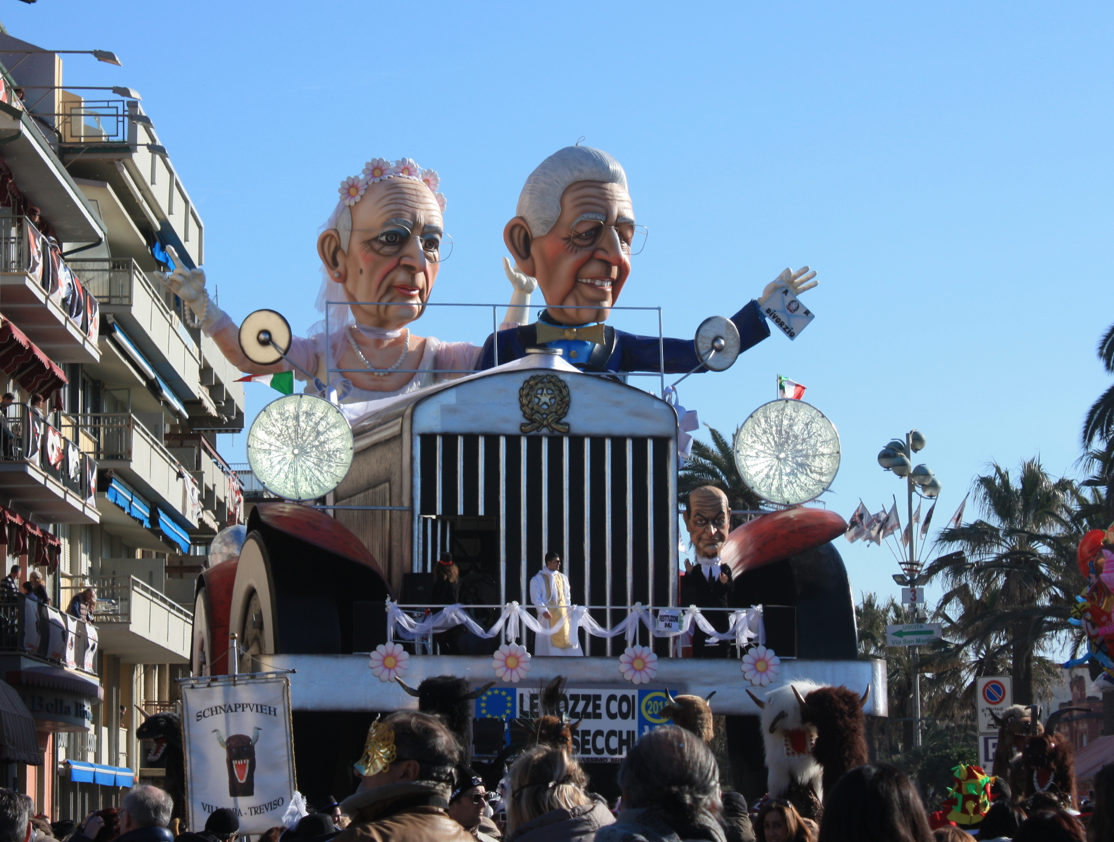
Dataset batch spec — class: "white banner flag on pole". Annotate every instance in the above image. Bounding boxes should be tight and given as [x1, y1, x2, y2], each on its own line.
[181, 675, 296, 834]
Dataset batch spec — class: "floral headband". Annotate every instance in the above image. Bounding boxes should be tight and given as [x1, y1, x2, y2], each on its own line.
[338, 157, 447, 212]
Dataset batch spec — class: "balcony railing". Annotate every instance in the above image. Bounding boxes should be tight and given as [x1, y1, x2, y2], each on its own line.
[68, 257, 192, 335]
[0, 594, 99, 675]
[62, 576, 192, 627]
[230, 462, 277, 500]
[1, 403, 96, 498]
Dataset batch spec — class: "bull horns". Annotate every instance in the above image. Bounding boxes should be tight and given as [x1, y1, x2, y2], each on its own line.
[134, 705, 150, 721]
[860, 686, 871, 707]
[213, 729, 227, 748]
[746, 689, 766, 710]
[465, 681, 497, 700]
[394, 678, 421, 697]
[665, 689, 679, 707]
[792, 685, 809, 711]
[251, 727, 261, 746]
[705, 691, 717, 702]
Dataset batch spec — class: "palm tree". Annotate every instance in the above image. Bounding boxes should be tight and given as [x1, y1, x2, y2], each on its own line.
[921, 458, 1078, 704]
[1082, 322, 1114, 449]
[678, 425, 764, 526]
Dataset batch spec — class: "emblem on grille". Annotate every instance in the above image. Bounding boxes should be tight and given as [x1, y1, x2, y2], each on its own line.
[519, 374, 571, 434]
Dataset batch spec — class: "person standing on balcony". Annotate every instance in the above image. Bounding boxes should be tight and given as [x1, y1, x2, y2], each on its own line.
[67, 588, 96, 622]
[1, 566, 18, 603]
[529, 553, 581, 657]
[26, 571, 48, 606]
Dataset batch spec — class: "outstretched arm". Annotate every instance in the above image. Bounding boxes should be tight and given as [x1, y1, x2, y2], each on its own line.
[501, 257, 537, 328]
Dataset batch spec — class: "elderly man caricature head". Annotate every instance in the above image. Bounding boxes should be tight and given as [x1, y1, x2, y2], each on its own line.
[684, 486, 731, 560]
[316, 159, 449, 332]
[503, 146, 644, 327]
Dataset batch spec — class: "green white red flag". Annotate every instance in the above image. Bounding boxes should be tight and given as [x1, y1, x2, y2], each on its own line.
[778, 375, 807, 400]
[235, 371, 294, 395]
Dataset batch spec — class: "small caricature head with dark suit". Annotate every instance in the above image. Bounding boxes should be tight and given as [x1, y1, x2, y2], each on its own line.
[683, 486, 730, 560]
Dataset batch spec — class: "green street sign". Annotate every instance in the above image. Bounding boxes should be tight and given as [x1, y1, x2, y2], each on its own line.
[886, 622, 943, 647]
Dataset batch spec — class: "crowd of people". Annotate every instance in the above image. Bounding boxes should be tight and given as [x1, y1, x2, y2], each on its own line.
[2, 718, 1111, 842]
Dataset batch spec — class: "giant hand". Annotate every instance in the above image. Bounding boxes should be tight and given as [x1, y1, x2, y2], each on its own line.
[155, 246, 226, 331]
[757, 266, 818, 308]
[502, 257, 538, 328]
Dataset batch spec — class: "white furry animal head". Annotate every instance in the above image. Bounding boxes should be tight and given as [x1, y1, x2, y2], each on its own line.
[748, 681, 823, 801]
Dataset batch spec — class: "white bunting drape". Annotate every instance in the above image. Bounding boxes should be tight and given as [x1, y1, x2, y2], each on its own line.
[385, 600, 765, 649]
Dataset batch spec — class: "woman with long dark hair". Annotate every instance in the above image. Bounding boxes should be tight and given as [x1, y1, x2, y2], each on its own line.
[817, 765, 934, 842]
[755, 800, 810, 842]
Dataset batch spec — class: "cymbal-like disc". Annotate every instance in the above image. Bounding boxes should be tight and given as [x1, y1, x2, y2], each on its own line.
[694, 316, 741, 372]
[239, 309, 292, 366]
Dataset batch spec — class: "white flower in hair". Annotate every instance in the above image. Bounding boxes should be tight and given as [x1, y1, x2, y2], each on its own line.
[435, 193, 447, 212]
[420, 169, 440, 193]
[339, 176, 368, 207]
[394, 158, 420, 179]
[619, 645, 658, 685]
[363, 158, 395, 182]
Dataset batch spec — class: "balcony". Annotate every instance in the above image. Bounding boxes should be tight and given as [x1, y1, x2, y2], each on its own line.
[62, 576, 192, 664]
[231, 463, 278, 502]
[0, 596, 99, 676]
[166, 433, 244, 533]
[0, 403, 99, 523]
[73, 413, 195, 547]
[69, 258, 201, 408]
[0, 215, 100, 362]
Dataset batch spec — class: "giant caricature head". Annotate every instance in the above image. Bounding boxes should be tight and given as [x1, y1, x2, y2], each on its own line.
[504, 146, 640, 326]
[683, 486, 731, 560]
[317, 159, 448, 331]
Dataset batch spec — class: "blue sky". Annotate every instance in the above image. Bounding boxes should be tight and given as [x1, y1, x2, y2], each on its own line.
[5, 2, 1112, 610]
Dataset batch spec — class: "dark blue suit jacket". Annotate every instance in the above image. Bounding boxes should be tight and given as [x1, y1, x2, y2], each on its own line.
[476, 301, 771, 373]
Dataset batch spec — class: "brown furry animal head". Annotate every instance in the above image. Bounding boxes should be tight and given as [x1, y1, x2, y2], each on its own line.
[659, 690, 716, 745]
[797, 684, 870, 797]
[991, 704, 1043, 777]
[1019, 731, 1075, 808]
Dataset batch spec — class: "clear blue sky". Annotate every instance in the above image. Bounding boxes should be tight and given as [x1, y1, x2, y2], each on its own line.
[6, 2, 1111, 610]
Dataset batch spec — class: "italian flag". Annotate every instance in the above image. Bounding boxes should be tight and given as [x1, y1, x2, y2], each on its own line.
[777, 374, 806, 400]
[235, 371, 294, 395]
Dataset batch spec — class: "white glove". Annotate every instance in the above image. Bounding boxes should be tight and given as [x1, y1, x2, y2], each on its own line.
[155, 245, 225, 330]
[502, 256, 537, 328]
[757, 266, 818, 307]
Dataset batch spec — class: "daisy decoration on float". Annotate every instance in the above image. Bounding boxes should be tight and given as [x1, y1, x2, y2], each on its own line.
[493, 643, 531, 683]
[619, 645, 658, 685]
[368, 642, 409, 683]
[339, 176, 368, 207]
[741, 645, 780, 687]
[362, 158, 396, 182]
[394, 158, 421, 179]
[420, 169, 440, 193]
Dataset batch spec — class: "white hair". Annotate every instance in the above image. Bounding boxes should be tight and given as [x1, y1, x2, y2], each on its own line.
[516, 146, 627, 237]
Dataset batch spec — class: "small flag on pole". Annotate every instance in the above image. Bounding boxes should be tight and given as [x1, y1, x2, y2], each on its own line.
[777, 375, 807, 400]
[920, 500, 936, 538]
[903, 500, 922, 547]
[236, 371, 295, 395]
[846, 502, 869, 543]
[948, 492, 970, 529]
[881, 502, 901, 539]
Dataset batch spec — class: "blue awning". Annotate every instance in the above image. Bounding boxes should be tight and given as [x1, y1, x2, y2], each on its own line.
[155, 508, 190, 554]
[151, 374, 188, 420]
[66, 760, 134, 787]
[105, 477, 150, 527]
[106, 324, 190, 419]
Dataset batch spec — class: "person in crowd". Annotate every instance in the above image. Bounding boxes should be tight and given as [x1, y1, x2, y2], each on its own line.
[314, 797, 343, 828]
[73, 788, 172, 842]
[49, 821, 74, 842]
[20, 583, 34, 601]
[71, 809, 117, 842]
[529, 552, 581, 656]
[720, 792, 755, 842]
[978, 799, 1025, 842]
[0, 790, 31, 842]
[432, 552, 463, 655]
[817, 764, 934, 842]
[1, 566, 19, 603]
[503, 746, 613, 842]
[27, 395, 43, 417]
[1088, 763, 1114, 842]
[280, 814, 340, 842]
[203, 809, 239, 842]
[27, 571, 48, 605]
[334, 711, 474, 842]
[29, 817, 53, 842]
[1012, 810, 1084, 842]
[595, 725, 724, 842]
[930, 829, 969, 842]
[754, 800, 809, 842]
[447, 773, 499, 842]
[67, 588, 96, 622]
[257, 829, 285, 842]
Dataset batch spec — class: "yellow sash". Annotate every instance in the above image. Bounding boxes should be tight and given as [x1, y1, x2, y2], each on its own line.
[543, 573, 571, 649]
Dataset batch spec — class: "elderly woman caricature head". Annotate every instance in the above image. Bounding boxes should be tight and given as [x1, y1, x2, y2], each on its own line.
[315, 158, 449, 334]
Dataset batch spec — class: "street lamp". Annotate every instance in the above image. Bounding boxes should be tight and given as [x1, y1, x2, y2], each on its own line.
[0, 49, 122, 73]
[877, 428, 942, 748]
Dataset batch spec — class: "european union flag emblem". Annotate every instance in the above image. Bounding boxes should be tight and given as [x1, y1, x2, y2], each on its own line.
[476, 686, 516, 720]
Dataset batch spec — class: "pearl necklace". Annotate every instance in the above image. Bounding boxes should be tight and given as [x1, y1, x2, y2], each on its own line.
[346, 325, 410, 377]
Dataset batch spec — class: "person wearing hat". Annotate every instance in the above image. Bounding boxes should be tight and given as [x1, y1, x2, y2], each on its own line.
[335, 711, 474, 842]
[281, 814, 339, 842]
[314, 798, 343, 829]
[447, 773, 498, 842]
[203, 809, 239, 842]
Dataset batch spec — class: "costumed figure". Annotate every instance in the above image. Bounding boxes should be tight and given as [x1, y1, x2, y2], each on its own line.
[479, 145, 819, 373]
[432, 551, 462, 655]
[1013, 707, 1082, 809]
[394, 675, 495, 765]
[658, 689, 717, 745]
[136, 710, 186, 824]
[989, 704, 1041, 782]
[939, 764, 993, 828]
[159, 158, 520, 405]
[747, 681, 824, 821]
[1067, 521, 1114, 682]
[795, 683, 871, 800]
[680, 486, 735, 659]
[528, 552, 581, 657]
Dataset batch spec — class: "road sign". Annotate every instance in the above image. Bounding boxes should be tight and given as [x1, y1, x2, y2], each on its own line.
[980, 734, 998, 768]
[976, 676, 1013, 734]
[886, 623, 943, 646]
[901, 587, 923, 605]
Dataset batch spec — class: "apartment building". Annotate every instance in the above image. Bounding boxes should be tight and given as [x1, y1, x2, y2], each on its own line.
[0, 32, 245, 819]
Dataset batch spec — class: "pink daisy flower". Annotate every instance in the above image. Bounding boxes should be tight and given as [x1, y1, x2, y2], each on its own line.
[741, 645, 781, 686]
[394, 158, 421, 179]
[362, 158, 395, 182]
[619, 645, 658, 685]
[435, 193, 447, 212]
[339, 175, 367, 207]
[420, 169, 440, 193]
[368, 642, 409, 683]
[492, 643, 531, 683]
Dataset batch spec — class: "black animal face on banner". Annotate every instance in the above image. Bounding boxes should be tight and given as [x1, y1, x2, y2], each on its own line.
[213, 727, 260, 797]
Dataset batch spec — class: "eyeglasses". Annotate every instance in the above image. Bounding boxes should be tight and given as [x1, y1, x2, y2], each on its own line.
[567, 218, 648, 256]
[353, 225, 454, 262]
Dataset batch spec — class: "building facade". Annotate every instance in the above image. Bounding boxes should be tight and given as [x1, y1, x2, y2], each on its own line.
[0, 32, 244, 819]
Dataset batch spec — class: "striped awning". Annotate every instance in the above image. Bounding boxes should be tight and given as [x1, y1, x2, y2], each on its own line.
[0, 315, 67, 399]
[0, 680, 41, 765]
[66, 760, 134, 786]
